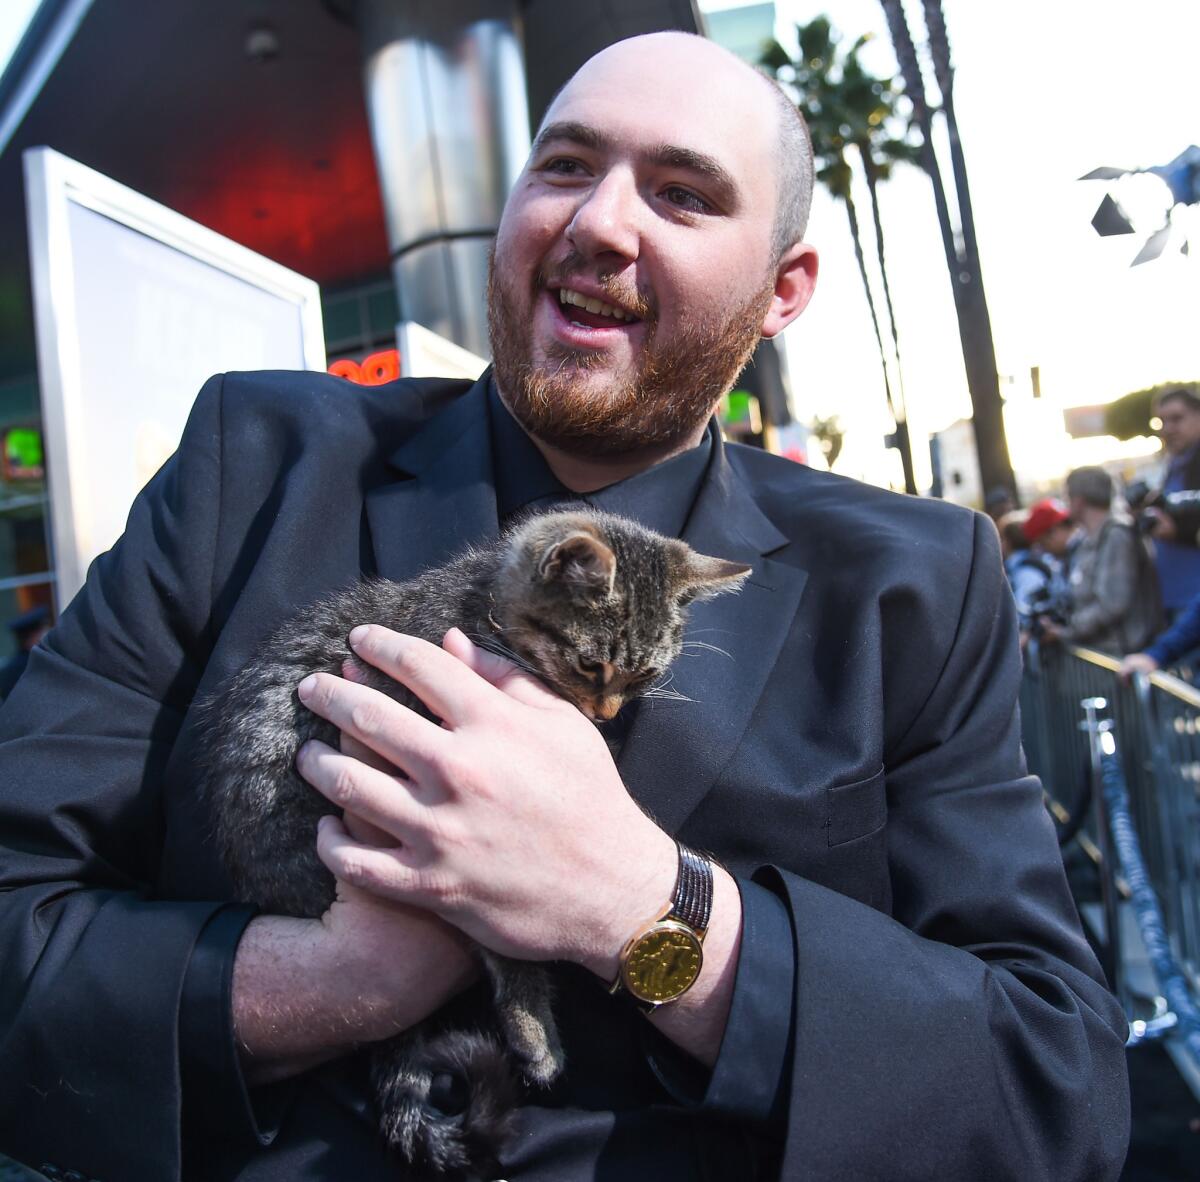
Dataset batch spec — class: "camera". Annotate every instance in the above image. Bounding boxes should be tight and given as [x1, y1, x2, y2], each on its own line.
[1126, 481, 1200, 543]
[1026, 583, 1070, 642]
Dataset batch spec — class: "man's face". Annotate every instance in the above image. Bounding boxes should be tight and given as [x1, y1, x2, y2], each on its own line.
[1042, 522, 1074, 558]
[488, 37, 799, 456]
[1157, 396, 1200, 457]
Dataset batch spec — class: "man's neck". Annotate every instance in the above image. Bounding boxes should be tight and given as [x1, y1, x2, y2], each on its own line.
[531, 428, 709, 493]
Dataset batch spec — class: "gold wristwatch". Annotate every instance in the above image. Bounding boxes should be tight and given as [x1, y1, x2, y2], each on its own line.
[608, 842, 714, 1013]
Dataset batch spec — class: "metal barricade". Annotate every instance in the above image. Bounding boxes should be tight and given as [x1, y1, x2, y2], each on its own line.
[1020, 644, 1200, 1076]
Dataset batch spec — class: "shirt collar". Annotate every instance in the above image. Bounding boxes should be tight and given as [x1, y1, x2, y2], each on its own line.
[488, 379, 714, 539]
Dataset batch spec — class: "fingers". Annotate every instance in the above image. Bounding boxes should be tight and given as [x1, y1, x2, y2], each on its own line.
[340, 730, 396, 775]
[317, 814, 461, 913]
[298, 668, 445, 778]
[441, 627, 567, 709]
[317, 814, 422, 901]
[298, 739, 431, 841]
[347, 626, 504, 727]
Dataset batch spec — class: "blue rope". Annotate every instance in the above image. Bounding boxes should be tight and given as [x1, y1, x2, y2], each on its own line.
[1099, 750, 1200, 1064]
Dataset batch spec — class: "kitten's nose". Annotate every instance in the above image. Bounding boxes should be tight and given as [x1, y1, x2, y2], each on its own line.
[591, 696, 623, 721]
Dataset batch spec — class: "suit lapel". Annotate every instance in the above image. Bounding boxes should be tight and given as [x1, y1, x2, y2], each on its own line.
[365, 388, 809, 835]
[618, 435, 809, 834]
[364, 374, 500, 583]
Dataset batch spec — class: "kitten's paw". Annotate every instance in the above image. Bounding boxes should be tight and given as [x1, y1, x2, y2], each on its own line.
[373, 1030, 517, 1178]
[513, 1021, 565, 1088]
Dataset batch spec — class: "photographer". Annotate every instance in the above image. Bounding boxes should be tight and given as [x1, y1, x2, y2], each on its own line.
[1141, 387, 1200, 619]
[1009, 498, 1073, 647]
[1039, 467, 1162, 656]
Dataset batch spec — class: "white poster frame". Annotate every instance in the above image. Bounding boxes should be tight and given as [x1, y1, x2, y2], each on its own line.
[23, 147, 325, 606]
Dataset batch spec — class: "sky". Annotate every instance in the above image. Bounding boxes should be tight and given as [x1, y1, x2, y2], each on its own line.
[702, 0, 1200, 495]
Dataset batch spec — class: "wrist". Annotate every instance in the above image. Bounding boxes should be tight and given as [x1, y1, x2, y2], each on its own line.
[593, 839, 719, 1015]
[579, 826, 678, 980]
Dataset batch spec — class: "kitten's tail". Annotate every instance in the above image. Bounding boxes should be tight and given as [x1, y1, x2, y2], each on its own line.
[372, 1029, 518, 1178]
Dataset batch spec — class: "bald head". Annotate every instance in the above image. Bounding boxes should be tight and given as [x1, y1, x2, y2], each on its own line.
[540, 32, 813, 261]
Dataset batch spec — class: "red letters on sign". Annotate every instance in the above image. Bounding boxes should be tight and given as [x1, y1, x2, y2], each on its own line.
[328, 349, 401, 385]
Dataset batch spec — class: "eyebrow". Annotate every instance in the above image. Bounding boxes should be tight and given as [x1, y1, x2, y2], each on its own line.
[531, 120, 741, 212]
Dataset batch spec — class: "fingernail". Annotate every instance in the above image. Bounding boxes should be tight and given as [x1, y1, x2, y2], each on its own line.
[297, 674, 317, 700]
[348, 625, 368, 647]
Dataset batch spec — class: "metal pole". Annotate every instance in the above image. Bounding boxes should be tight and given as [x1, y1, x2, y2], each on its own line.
[354, 0, 530, 358]
[1081, 696, 1124, 1006]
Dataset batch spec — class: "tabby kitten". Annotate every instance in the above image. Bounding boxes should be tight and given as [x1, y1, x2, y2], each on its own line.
[197, 507, 749, 1178]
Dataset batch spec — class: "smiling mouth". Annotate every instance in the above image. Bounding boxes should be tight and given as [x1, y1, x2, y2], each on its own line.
[553, 286, 643, 332]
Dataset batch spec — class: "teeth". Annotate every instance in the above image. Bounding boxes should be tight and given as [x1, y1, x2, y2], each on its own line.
[557, 287, 631, 322]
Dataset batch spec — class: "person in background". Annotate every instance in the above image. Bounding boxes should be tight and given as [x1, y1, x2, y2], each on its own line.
[997, 509, 1030, 571]
[1120, 588, 1200, 681]
[0, 606, 50, 703]
[1009, 498, 1073, 644]
[985, 485, 1015, 526]
[1144, 387, 1200, 618]
[1038, 467, 1161, 656]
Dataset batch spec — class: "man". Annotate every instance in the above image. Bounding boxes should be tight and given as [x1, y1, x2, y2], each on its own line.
[984, 484, 1014, 526]
[1039, 467, 1161, 655]
[0, 32, 1128, 1182]
[1008, 496, 1073, 644]
[1144, 386, 1200, 617]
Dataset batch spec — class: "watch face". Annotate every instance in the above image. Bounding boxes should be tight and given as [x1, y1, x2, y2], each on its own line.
[623, 924, 703, 1003]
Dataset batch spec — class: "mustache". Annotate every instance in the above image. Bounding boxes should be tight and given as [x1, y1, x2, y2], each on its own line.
[537, 252, 657, 322]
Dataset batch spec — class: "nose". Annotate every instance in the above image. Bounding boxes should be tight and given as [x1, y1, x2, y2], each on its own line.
[566, 170, 641, 262]
[590, 695, 624, 722]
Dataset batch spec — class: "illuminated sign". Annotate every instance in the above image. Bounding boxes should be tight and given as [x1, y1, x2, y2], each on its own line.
[329, 348, 401, 386]
[2, 427, 45, 481]
[720, 389, 762, 436]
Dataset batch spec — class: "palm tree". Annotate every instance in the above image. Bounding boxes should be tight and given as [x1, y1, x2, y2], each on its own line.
[878, 0, 1016, 501]
[764, 17, 920, 494]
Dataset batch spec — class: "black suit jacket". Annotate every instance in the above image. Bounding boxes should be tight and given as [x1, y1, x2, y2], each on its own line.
[0, 371, 1129, 1180]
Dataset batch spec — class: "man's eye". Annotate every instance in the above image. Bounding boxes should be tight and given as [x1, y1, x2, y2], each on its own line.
[663, 186, 712, 214]
[543, 158, 586, 177]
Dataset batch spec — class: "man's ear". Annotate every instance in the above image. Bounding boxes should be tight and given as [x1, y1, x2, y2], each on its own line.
[760, 242, 819, 339]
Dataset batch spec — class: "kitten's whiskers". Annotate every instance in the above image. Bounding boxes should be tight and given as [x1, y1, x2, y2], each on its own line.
[680, 640, 733, 659]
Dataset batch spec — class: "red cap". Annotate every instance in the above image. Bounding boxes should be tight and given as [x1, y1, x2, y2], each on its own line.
[1023, 498, 1071, 544]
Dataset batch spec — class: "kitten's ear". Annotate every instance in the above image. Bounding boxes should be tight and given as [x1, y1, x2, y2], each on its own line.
[675, 551, 752, 603]
[538, 531, 617, 597]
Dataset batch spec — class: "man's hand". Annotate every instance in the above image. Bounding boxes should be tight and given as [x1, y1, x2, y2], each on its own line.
[1119, 651, 1160, 682]
[1035, 618, 1063, 645]
[1144, 507, 1178, 543]
[232, 733, 478, 1086]
[232, 881, 477, 1085]
[296, 625, 678, 977]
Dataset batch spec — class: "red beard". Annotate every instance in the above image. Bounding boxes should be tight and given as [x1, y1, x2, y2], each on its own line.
[486, 249, 773, 458]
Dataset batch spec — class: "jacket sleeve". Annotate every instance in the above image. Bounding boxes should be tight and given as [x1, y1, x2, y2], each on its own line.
[0, 376, 231, 1181]
[768, 514, 1130, 1181]
[1061, 523, 1140, 644]
[1146, 591, 1200, 666]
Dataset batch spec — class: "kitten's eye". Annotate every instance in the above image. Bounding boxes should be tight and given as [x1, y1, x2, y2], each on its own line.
[630, 671, 659, 689]
[575, 656, 603, 677]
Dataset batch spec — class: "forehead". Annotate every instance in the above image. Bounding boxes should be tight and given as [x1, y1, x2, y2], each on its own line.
[1160, 399, 1200, 419]
[542, 40, 779, 208]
